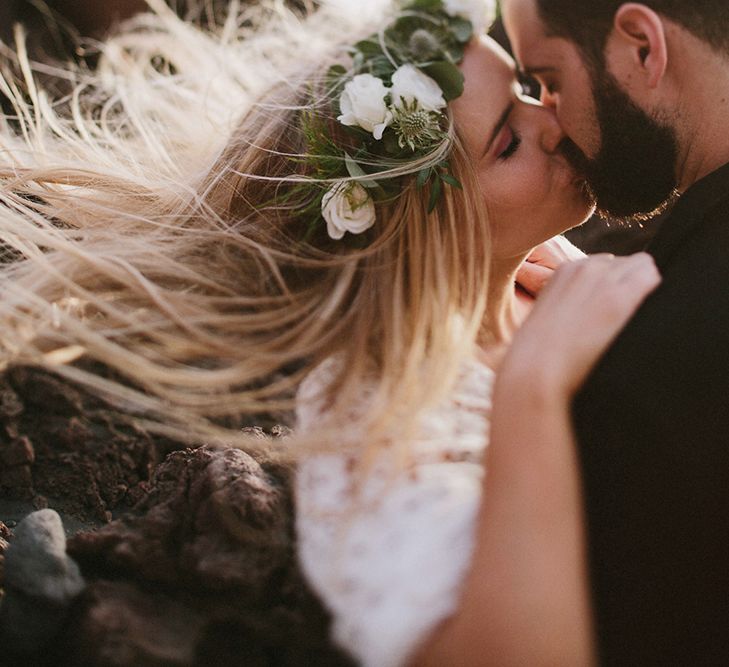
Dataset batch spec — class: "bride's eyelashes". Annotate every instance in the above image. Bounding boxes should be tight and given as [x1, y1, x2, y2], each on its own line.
[498, 128, 522, 160]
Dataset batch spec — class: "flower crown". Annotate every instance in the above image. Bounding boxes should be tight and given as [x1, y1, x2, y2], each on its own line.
[299, 0, 497, 241]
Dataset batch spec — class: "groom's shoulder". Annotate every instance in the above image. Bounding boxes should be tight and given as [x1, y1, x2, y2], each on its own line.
[571, 165, 729, 667]
[575, 163, 729, 410]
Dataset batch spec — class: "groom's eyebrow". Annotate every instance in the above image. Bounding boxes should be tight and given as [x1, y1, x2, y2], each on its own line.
[485, 102, 515, 156]
[521, 65, 556, 77]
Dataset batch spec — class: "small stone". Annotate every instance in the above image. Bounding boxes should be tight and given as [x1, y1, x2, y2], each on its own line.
[4, 510, 85, 600]
[1, 436, 35, 466]
[0, 510, 86, 654]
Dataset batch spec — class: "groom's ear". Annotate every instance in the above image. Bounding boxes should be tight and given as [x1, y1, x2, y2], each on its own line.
[607, 3, 668, 89]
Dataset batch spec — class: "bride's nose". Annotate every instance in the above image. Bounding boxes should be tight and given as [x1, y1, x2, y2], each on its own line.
[538, 107, 565, 154]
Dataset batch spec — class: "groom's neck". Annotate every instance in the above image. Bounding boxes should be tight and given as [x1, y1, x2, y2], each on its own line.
[673, 44, 729, 190]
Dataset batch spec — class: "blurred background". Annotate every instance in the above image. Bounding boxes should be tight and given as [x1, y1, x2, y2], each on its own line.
[0, 0, 660, 254]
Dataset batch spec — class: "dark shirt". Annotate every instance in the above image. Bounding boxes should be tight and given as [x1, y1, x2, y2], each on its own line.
[573, 161, 729, 666]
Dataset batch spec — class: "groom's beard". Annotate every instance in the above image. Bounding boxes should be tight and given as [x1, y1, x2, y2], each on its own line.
[560, 70, 680, 221]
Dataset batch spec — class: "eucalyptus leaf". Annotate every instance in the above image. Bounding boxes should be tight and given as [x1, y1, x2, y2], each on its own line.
[441, 173, 463, 189]
[355, 38, 385, 59]
[449, 17, 473, 43]
[352, 51, 365, 72]
[444, 42, 466, 64]
[416, 167, 431, 189]
[345, 153, 379, 189]
[423, 60, 465, 100]
[428, 176, 442, 213]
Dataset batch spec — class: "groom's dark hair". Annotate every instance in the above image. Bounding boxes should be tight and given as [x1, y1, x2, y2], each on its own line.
[536, 0, 729, 67]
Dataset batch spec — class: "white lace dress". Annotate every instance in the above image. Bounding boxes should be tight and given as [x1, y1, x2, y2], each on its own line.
[295, 357, 494, 667]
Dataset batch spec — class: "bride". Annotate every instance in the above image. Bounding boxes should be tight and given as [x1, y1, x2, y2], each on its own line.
[0, 0, 659, 665]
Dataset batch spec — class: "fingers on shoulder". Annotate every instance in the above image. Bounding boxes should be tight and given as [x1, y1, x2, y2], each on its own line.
[551, 252, 615, 283]
[596, 253, 662, 316]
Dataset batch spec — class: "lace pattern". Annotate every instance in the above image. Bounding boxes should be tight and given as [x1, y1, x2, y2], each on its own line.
[295, 357, 494, 667]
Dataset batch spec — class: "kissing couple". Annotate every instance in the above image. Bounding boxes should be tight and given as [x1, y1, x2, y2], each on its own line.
[0, 0, 725, 664]
[294, 1, 728, 665]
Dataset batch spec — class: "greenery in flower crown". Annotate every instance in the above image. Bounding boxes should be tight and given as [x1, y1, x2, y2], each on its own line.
[291, 0, 494, 242]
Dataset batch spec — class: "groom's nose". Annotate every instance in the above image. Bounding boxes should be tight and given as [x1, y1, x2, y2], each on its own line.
[538, 107, 566, 154]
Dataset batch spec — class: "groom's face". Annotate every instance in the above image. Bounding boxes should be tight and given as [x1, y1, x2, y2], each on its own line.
[503, 0, 680, 220]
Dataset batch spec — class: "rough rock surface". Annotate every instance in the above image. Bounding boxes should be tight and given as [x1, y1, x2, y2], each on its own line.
[0, 446, 352, 667]
[0, 366, 169, 523]
[0, 366, 350, 667]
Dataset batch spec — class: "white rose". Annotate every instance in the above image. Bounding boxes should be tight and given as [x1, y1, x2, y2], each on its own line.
[338, 74, 393, 140]
[390, 64, 446, 112]
[321, 181, 376, 240]
[443, 0, 497, 35]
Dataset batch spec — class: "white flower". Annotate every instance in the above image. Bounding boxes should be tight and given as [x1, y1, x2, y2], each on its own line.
[390, 65, 446, 112]
[443, 0, 497, 35]
[321, 181, 376, 240]
[338, 74, 393, 140]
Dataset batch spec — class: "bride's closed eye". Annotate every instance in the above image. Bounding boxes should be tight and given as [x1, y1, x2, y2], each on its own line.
[498, 127, 522, 160]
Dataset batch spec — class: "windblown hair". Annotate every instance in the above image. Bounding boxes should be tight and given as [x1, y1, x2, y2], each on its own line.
[0, 0, 492, 463]
[537, 0, 729, 66]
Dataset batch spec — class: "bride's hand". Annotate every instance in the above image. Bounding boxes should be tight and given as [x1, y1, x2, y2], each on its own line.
[516, 235, 588, 296]
[504, 252, 661, 397]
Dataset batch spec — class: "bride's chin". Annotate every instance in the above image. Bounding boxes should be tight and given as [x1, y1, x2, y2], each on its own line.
[568, 175, 597, 224]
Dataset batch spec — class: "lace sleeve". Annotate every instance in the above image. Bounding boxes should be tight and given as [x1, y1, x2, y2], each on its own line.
[294, 358, 493, 667]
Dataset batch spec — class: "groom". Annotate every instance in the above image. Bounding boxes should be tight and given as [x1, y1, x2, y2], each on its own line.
[502, 1, 729, 664]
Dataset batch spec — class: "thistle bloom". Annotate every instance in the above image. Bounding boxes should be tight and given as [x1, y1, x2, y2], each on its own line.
[390, 65, 446, 113]
[321, 181, 376, 240]
[338, 74, 393, 140]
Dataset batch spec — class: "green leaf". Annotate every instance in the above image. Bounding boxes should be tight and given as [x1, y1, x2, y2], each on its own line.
[428, 176, 442, 213]
[352, 51, 365, 72]
[441, 173, 463, 189]
[302, 214, 322, 243]
[354, 38, 385, 59]
[449, 17, 473, 43]
[416, 167, 431, 189]
[327, 64, 347, 79]
[369, 56, 397, 81]
[345, 153, 379, 189]
[325, 64, 347, 95]
[423, 60, 465, 100]
[382, 129, 401, 155]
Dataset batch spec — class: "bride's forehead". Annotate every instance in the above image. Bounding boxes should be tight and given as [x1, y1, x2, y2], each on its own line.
[461, 36, 517, 92]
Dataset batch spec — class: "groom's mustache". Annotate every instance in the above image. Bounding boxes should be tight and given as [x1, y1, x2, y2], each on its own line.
[559, 137, 591, 177]
[558, 137, 598, 205]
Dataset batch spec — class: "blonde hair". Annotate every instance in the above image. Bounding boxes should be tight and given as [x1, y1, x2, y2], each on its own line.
[0, 0, 492, 464]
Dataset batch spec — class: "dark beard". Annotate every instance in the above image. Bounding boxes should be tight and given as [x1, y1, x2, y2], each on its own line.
[560, 69, 680, 222]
